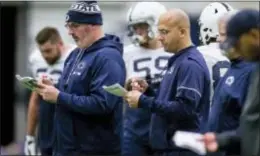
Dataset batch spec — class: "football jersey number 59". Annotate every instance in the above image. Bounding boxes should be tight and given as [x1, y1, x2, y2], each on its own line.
[133, 56, 169, 77]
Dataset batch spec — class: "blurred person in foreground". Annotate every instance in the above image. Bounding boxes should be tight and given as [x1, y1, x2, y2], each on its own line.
[197, 2, 234, 103]
[24, 27, 75, 155]
[123, 2, 171, 156]
[202, 9, 260, 156]
[35, 1, 126, 155]
[206, 10, 256, 156]
[124, 9, 210, 156]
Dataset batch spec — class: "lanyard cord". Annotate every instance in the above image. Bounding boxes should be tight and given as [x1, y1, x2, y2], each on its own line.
[64, 49, 85, 89]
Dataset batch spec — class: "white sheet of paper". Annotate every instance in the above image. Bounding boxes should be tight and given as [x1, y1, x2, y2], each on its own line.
[173, 131, 206, 155]
[16, 74, 38, 91]
[102, 83, 127, 97]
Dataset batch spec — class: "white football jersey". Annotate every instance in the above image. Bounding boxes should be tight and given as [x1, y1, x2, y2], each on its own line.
[124, 44, 172, 86]
[29, 44, 76, 84]
[197, 43, 230, 101]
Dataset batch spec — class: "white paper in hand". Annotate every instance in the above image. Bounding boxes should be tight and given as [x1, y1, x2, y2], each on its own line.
[103, 83, 127, 97]
[16, 74, 39, 91]
[173, 131, 206, 155]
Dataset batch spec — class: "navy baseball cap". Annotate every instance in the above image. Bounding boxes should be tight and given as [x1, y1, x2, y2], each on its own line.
[220, 9, 260, 51]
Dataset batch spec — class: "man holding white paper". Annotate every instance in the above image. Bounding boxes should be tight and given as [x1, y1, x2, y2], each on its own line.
[202, 9, 260, 156]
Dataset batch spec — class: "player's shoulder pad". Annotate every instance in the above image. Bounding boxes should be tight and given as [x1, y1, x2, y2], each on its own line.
[28, 49, 45, 65]
[197, 43, 222, 57]
[196, 44, 207, 51]
[197, 43, 220, 52]
[123, 44, 140, 55]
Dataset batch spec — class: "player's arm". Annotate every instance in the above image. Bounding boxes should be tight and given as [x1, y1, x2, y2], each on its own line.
[26, 91, 40, 136]
[27, 53, 39, 136]
[24, 51, 40, 155]
[24, 91, 39, 155]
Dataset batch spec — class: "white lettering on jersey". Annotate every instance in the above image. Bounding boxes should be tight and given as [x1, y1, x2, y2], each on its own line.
[29, 44, 76, 84]
[123, 44, 172, 86]
[197, 43, 230, 103]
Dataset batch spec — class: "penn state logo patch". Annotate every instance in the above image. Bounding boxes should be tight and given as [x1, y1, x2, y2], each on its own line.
[69, 2, 101, 14]
[225, 76, 234, 86]
[77, 62, 86, 69]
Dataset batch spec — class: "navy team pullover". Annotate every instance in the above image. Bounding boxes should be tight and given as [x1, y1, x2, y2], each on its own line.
[139, 46, 210, 151]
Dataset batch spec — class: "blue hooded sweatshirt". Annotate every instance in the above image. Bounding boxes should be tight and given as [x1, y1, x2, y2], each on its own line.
[53, 34, 126, 156]
[138, 46, 211, 152]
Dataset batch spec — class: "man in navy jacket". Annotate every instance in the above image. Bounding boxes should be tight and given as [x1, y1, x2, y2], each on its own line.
[203, 9, 260, 156]
[125, 9, 210, 156]
[35, 1, 126, 156]
[206, 10, 256, 156]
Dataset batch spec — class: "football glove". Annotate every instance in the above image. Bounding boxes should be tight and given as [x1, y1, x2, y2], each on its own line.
[24, 135, 37, 155]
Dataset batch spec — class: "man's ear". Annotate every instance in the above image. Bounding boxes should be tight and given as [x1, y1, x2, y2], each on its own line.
[179, 27, 186, 38]
[125, 78, 133, 91]
[249, 29, 260, 47]
[58, 40, 63, 46]
[249, 28, 259, 39]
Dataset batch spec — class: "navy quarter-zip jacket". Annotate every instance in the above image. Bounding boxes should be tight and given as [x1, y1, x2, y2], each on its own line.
[208, 60, 256, 155]
[208, 60, 256, 133]
[139, 46, 211, 151]
[53, 34, 126, 155]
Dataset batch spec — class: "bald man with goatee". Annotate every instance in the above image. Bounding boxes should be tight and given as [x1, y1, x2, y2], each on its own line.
[124, 9, 211, 156]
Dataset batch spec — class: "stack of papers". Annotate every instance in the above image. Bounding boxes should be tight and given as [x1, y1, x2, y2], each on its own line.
[102, 83, 127, 97]
[16, 74, 39, 91]
[173, 131, 206, 155]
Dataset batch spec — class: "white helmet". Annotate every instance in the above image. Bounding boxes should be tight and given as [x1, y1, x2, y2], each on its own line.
[126, 2, 167, 45]
[198, 2, 234, 45]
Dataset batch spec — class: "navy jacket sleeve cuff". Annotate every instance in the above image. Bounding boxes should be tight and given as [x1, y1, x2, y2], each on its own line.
[138, 94, 154, 109]
[57, 91, 70, 105]
[216, 130, 240, 153]
[216, 133, 229, 150]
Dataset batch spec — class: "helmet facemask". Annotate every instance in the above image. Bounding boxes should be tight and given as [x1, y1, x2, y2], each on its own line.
[127, 16, 157, 46]
[198, 19, 218, 45]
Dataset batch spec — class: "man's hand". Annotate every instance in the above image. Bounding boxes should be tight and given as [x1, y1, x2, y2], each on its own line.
[124, 90, 142, 108]
[35, 82, 59, 103]
[125, 77, 148, 92]
[24, 135, 36, 155]
[202, 132, 219, 152]
[39, 75, 54, 86]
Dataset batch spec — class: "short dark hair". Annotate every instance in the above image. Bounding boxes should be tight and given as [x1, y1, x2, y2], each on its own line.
[35, 27, 61, 45]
